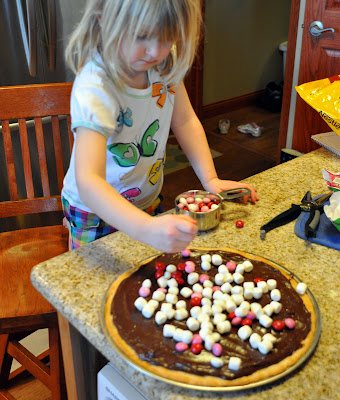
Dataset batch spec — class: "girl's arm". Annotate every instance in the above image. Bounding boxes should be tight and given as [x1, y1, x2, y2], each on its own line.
[74, 127, 198, 252]
[170, 82, 259, 203]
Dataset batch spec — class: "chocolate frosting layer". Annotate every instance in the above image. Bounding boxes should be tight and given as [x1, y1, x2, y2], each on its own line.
[111, 250, 311, 380]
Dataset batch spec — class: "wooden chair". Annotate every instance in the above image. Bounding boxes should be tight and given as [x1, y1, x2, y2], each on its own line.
[0, 83, 73, 399]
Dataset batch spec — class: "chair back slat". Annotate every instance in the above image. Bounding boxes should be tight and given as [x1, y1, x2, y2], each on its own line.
[34, 117, 51, 197]
[51, 115, 65, 192]
[2, 120, 19, 201]
[0, 83, 73, 219]
[18, 118, 35, 199]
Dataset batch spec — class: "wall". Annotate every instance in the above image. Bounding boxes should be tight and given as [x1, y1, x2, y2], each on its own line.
[203, 0, 291, 105]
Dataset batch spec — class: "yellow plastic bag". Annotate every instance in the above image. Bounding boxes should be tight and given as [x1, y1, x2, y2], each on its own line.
[296, 75, 340, 137]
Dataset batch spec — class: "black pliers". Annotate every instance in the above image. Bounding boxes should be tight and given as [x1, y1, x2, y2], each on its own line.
[260, 191, 332, 240]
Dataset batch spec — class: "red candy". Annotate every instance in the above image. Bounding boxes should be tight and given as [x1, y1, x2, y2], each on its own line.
[177, 193, 220, 213]
[190, 343, 203, 355]
[177, 263, 186, 271]
[190, 297, 201, 306]
[155, 270, 164, 279]
[272, 320, 285, 331]
[155, 262, 165, 271]
[175, 277, 185, 285]
[254, 278, 264, 284]
[171, 271, 182, 279]
[241, 318, 253, 326]
[236, 220, 244, 228]
[228, 311, 236, 320]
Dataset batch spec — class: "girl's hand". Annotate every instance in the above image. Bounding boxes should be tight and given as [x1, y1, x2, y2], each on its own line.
[204, 178, 259, 204]
[144, 214, 198, 253]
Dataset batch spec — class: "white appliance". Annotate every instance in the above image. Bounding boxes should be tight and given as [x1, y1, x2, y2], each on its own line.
[98, 363, 149, 400]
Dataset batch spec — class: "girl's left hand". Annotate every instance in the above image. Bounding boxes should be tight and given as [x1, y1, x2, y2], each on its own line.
[204, 178, 259, 204]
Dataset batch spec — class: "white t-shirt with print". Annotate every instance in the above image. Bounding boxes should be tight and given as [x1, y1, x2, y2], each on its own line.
[61, 54, 175, 213]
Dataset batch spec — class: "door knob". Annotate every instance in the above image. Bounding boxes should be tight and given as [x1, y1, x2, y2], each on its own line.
[309, 21, 335, 36]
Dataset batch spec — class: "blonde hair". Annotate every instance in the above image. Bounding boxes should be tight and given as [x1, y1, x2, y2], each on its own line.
[66, 0, 202, 86]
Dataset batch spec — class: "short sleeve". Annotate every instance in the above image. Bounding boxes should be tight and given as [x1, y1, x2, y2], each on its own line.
[70, 68, 119, 138]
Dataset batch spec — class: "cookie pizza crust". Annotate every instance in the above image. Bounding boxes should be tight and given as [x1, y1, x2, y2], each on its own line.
[103, 247, 318, 388]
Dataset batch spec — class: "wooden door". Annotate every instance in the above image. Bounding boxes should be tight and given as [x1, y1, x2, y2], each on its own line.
[279, 0, 340, 156]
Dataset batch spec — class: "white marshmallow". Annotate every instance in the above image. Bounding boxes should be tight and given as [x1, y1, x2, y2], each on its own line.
[204, 334, 215, 351]
[157, 277, 168, 288]
[165, 293, 178, 304]
[152, 291, 165, 302]
[188, 203, 198, 212]
[163, 271, 171, 279]
[257, 281, 269, 293]
[199, 328, 212, 340]
[238, 325, 252, 340]
[201, 297, 212, 307]
[263, 304, 275, 317]
[217, 320, 231, 334]
[235, 264, 245, 274]
[173, 328, 185, 342]
[212, 254, 223, 266]
[166, 264, 177, 272]
[180, 287, 193, 298]
[233, 272, 244, 284]
[155, 311, 167, 325]
[258, 340, 273, 355]
[249, 333, 262, 349]
[212, 332, 221, 342]
[226, 299, 237, 313]
[167, 278, 178, 288]
[253, 287, 263, 299]
[270, 301, 282, 314]
[168, 287, 179, 295]
[231, 286, 243, 295]
[163, 324, 176, 338]
[202, 287, 213, 299]
[148, 299, 159, 309]
[244, 288, 254, 300]
[218, 265, 229, 274]
[214, 273, 226, 286]
[228, 357, 241, 371]
[259, 314, 273, 328]
[235, 305, 249, 318]
[296, 282, 307, 295]
[201, 254, 212, 263]
[213, 299, 226, 310]
[250, 302, 262, 314]
[142, 279, 152, 288]
[211, 357, 224, 368]
[213, 313, 227, 325]
[225, 273, 234, 283]
[211, 204, 219, 210]
[221, 282, 232, 293]
[187, 272, 199, 285]
[212, 290, 224, 300]
[201, 305, 213, 316]
[195, 197, 203, 204]
[181, 330, 193, 344]
[270, 289, 281, 301]
[190, 306, 201, 319]
[197, 313, 210, 323]
[192, 283, 203, 293]
[142, 304, 156, 318]
[243, 281, 255, 289]
[203, 280, 213, 288]
[179, 197, 187, 205]
[134, 297, 147, 311]
[176, 300, 187, 309]
[200, 321, 214, 331]
[231, 294, 244, 306]
[243, 260, 254, 272]
[212, 304, 223, 315]
[186, 317, 200, 331]
[175, 309, 189, 321]
[267, 279, 277, 290]
[201, 261, 212, 271]
[161, 302, 172, 312]
[263, 333, 277, 343]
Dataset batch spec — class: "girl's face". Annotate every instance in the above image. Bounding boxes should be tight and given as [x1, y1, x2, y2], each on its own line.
[119, 35, 173, 74]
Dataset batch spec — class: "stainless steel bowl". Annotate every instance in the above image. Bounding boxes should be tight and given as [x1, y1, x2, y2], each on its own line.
[175, 188, 251, 231]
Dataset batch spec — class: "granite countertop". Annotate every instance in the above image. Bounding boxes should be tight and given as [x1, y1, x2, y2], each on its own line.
[31, 148, 340, 400]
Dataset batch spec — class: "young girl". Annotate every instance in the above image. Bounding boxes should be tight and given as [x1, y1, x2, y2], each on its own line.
[61, 0, 258, 253]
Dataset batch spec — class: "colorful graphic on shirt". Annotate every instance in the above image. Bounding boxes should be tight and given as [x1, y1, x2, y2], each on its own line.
[107, 120, 159, 167]
[117, 107, 133, 127]
[120, 187, 141, 202]
[152, 83, 175, 109]
[147, 153, 165, 186]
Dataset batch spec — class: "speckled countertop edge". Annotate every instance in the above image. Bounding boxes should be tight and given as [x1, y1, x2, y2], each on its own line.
[31, 148, 340, 400]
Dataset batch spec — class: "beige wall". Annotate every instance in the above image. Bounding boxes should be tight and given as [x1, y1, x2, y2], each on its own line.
[203, 0, 291, 105]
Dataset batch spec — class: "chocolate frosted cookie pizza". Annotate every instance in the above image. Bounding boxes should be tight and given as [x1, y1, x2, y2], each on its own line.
[103, 247, 318, 388]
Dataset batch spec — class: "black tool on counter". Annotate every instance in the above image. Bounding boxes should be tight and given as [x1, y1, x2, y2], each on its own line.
[260, 191, 332, 240]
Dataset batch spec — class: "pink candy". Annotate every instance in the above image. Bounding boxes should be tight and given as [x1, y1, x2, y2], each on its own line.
[191, 292, 203, 299]
[186, 197, 195, 204]
[212, 343, 223, 357]
[212, 286, 221, 292]
[199, 274, 210, 283]
[175, 342, 188, 352]
[226, 261, 237, 272]
[202, 197, 211, 204]
[139, 286, 150, 297]
[181, 249, 192, 258]
[246, 311, 256, 320]
[200, 206, 210, 212]
[185, 261, 195, 273]
[177, 202, 185, 209]
[156, 288, 167, 293]
[192, 334, 203, 344]
[231, 317, 242, 326]
[285, 318, 296, 329]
